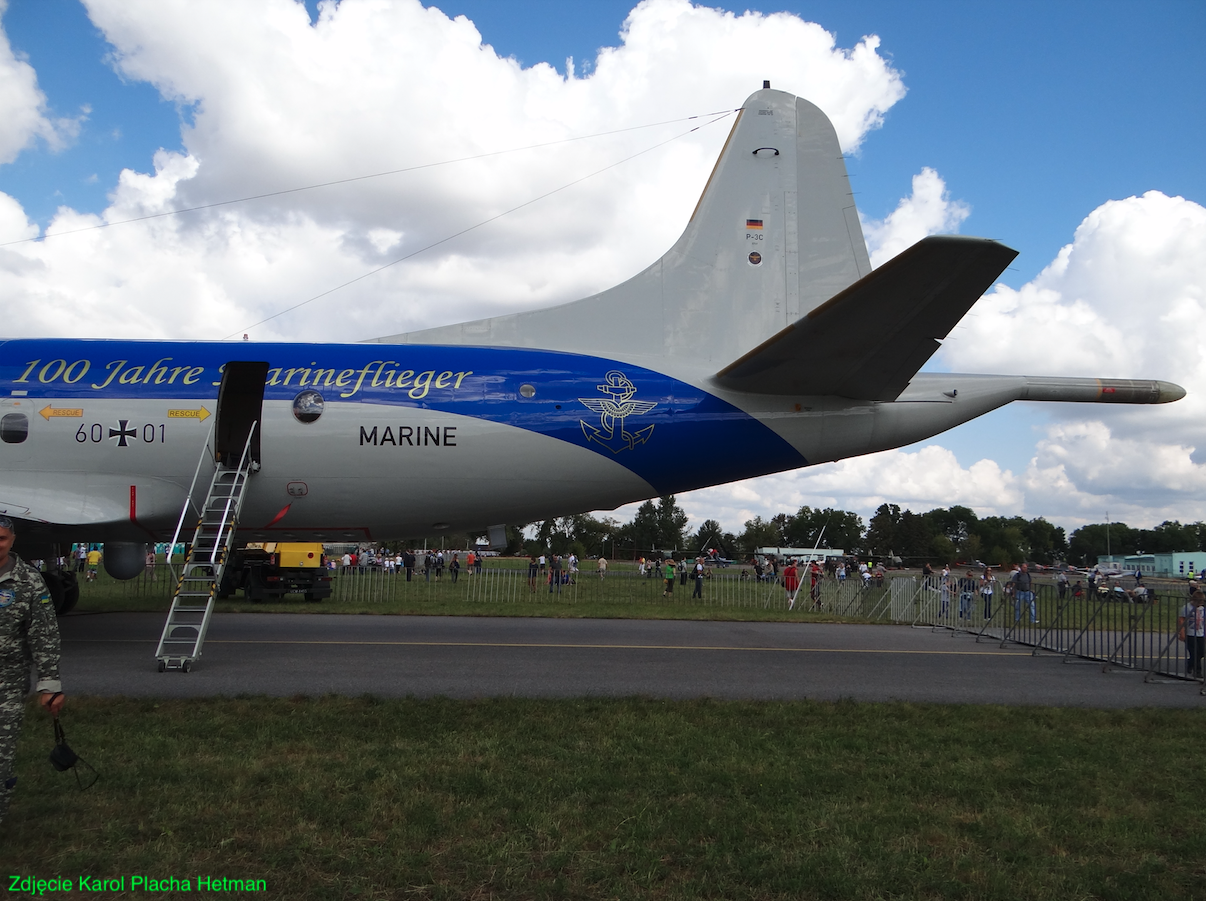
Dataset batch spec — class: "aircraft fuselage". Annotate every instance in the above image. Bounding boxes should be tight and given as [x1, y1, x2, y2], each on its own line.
[0, 338, 810, 543]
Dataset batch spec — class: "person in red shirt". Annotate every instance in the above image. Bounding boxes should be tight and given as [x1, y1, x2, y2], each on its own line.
[810, 561, 823, 609]
[783, 559, 800, 610]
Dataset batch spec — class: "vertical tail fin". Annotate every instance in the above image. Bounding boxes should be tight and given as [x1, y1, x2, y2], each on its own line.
[374, 89, 871, 372]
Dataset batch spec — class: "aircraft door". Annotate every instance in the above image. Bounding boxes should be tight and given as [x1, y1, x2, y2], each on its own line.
[214, 361, 269, 467]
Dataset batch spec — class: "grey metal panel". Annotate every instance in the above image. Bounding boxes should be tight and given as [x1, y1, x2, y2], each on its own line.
[792, 97, 870, 312]
[784, 189, 800, 322]
[371, 89, 869, 375]
[843, 204, 872, 279]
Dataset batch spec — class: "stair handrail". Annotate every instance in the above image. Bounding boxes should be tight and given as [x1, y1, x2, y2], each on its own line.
[166, 420, 216, 584]
[206, 421, 259, 568]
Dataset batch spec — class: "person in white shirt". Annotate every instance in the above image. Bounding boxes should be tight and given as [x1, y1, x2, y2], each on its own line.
[691, 558, 705, 599]
[1178, 590, 1206, 678]
[979, 568, 997, 619]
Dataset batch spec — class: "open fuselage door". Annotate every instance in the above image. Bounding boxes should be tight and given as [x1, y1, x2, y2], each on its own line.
[214, 361, 269, 467]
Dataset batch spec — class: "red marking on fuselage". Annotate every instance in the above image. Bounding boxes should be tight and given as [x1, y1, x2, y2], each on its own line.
[128, 485, 158, 541]
[264, 504, 292, 528]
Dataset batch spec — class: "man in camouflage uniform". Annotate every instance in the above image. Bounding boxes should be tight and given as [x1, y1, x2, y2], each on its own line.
[0, 515, 65, 825]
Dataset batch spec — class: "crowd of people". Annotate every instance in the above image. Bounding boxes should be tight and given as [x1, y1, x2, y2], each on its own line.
[334, 547, 487, 583]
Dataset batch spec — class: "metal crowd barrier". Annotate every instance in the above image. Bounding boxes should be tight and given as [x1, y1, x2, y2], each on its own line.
[69, 562, 177, 599]
[894, 573, 1205, 688]
[326, 560, 897, 614]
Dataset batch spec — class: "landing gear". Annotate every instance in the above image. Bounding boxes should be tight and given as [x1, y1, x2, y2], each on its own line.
[45, 570, 80, 615]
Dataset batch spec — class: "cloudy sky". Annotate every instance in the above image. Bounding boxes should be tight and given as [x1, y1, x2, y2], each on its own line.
[1, 0, 1203, 538]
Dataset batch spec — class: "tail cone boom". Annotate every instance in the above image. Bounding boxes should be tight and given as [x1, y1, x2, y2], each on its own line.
[1021, 377, 1186, 404]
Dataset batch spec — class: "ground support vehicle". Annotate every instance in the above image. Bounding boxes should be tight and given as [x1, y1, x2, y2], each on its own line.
[220, 542, 332, 601]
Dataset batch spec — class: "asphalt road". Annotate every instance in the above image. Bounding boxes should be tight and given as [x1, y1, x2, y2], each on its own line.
[55, 612, 1206, 708]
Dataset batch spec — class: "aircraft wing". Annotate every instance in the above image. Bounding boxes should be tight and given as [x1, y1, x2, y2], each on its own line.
[714, 235, 1018, 401]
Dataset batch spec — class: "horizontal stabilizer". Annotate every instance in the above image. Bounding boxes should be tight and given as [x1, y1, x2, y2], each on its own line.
[714, 235, 1018, 400]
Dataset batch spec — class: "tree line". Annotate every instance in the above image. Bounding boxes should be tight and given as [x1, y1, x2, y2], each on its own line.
[387, 496, 1206, 567]
[517, 499, 1206, 567]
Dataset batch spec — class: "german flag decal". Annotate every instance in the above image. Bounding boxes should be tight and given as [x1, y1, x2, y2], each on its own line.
[746, 219, 764, 229]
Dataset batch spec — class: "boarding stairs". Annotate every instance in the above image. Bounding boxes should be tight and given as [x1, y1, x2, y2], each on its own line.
[155, 424, 257, 672]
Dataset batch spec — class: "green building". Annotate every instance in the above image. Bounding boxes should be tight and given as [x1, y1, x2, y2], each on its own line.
[1097, 551, 1202, 578]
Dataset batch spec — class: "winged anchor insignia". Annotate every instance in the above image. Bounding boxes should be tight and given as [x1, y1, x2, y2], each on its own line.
[578, 370, 658, 454]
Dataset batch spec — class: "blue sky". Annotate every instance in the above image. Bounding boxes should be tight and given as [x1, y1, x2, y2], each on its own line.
[437, 0, 1206, 287]
[1, 0, 1204, 534]
[5, 0, 1202, 286]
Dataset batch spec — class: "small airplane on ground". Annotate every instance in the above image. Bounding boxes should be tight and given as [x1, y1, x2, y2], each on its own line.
[0, 84, 1184, 614]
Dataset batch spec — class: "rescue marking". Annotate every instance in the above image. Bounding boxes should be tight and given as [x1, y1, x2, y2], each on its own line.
[168, 406, 211, 421]
[39, 405, 83, 420]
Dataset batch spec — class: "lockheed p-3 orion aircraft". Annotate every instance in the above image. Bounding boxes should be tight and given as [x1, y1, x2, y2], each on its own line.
[0, 86, 1183, 663]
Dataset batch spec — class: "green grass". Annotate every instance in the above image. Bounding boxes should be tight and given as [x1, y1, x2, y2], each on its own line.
[71, 561, 892, 623]
[5, 697, 1204, 899]
[71, 563, 1188, 641]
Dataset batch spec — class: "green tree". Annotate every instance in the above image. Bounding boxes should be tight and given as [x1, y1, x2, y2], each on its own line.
[930, 534, 956, 563]
[693, 519, 738, 557]
[786, 506, 864, 552]
[927, 505, 978, 547]
[865, 504, 902, 558]
[1068, 522, 1138, 565]
[739, 516, 781, 555]
[1022, 518, 1067, 564]
[896, 510, 936, 562]
[976, 517, 1029, 565]
[656, 495, 690, 551]
[624, 500, 660, 553]
[957, 533, 983, 563]
[567, 514, 619, 558]
[619, 496, 688, 555]
[1136, 520, 1205, 553]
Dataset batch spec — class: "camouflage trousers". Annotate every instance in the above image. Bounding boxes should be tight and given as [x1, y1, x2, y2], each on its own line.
[0, 687, 26, 824]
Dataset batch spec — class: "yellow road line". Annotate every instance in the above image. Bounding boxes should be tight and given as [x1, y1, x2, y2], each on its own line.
[67, 637, 1031, 656]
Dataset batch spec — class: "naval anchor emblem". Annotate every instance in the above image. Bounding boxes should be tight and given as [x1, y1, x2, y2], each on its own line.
[578, 371, 657, 454]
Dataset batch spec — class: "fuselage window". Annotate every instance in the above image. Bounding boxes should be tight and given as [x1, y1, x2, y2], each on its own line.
[293, 390, 325, 423]
[1, 413, 29, 444]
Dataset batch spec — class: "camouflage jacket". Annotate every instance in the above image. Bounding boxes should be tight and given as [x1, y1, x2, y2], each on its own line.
[0, 554, 62, 694]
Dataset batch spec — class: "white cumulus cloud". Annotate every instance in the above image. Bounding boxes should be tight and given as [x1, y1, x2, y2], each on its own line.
[0, 0, 906, 342]
[862, 166, 970, 267]
[0, 0, 84, 164]
[940, 190, 1206, 454]
[667, 444, 1021, 537]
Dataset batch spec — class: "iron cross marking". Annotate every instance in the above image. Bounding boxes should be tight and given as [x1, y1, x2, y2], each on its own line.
[109, 420, 137, 447]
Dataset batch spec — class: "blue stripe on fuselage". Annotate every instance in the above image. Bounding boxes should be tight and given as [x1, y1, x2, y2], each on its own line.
[0, 339, 807, 494]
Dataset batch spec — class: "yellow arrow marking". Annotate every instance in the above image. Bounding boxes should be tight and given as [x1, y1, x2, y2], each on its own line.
[39, 405, 83, 420]
[168, 407, 211, 421]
